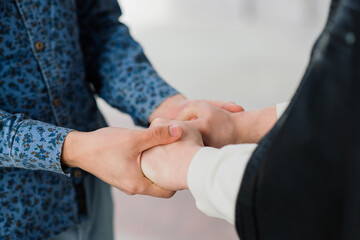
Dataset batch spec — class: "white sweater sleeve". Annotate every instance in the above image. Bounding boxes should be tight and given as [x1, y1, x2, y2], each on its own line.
[187, 102, 289, 224]
[276, 102, 288, 118]
[188, 144, 257, 224]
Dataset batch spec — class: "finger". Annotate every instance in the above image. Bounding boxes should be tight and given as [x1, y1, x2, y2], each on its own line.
[176, 103, 203, 121]
[186, 119, 203, 131]
[113, 185, 136, 195]
[122, 189, 135, 196]
[221, 103, 244, 112]
[206, 100, 244, 112]
[150, 117, 172, 127]
[141, 178, 176, 198]
[139, 124, 183, 151]
[187, 119, 210, 145]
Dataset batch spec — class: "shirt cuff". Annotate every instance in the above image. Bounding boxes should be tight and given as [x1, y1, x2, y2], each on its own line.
[188, 144, 257, 224]
[276, 102, 289, 119]
[9, 120, 72, 175]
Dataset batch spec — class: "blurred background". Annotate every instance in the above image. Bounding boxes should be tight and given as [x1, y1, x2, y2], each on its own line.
[96, 0, 331, 239]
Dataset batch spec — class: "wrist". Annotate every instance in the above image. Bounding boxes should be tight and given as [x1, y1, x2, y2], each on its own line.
[233, 107, 277, 143]
[232, 112, 252, 143]
[182, 145, 202, 190]
[251, 106, 277, 142]
[61, 131, 86, 168]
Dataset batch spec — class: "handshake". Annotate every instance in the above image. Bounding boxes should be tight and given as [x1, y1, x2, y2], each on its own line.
[61, 99, 277, 198]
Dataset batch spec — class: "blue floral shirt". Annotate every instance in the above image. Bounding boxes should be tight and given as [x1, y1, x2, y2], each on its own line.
[0, 0, 178, 239]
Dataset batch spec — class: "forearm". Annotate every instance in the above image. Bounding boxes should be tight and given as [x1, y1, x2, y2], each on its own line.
[61, 131, 85, 169]
[231, 102, 289, 144]
[77, 0, 179, 126]
[93, 29, 179, 126]
[232, 106, 277, 144]
[0, 110, 71, 174]
[188, 144, 257, 224]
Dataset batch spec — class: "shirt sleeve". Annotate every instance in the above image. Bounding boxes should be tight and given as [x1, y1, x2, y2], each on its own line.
[76, 0, 179, 127]
[188, 145, 257, 224]
[276, 102, 289, 119]
[187, 102, 289, 224]
[0, 110, 71, 175]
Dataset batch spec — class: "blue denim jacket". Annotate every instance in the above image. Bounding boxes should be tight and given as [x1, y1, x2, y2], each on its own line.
[0, 0, 178, 239]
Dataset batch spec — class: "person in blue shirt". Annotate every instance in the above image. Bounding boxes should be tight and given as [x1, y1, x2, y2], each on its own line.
[0, 0, 242, 239]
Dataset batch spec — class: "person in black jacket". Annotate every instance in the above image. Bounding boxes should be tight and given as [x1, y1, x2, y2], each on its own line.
[141, 0, 360, 239]
[236, 0, 360, 239]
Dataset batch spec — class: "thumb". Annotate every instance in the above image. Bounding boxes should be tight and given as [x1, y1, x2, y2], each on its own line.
[139, 124, 183, 151]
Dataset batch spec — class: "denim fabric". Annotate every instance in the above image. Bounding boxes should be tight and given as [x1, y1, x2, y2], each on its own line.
[236, 0, 360, 239]
[0, 0, 178, 239]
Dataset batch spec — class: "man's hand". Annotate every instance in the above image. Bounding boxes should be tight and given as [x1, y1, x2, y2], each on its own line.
[148, 94, 244, 122]
[176, 101, 240, 147]
[177, 102, 278, 146]
[141, 119, 204, 191]
[61, 125, 183, 198]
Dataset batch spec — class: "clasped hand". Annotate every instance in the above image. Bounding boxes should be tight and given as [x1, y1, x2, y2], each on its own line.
[62, 98, 276, 198]
[141, 119, 204, 191]
[141, 102, 277, 193]
[61, 99, 245, 198]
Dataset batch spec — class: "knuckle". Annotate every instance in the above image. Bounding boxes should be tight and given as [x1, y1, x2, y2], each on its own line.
[203, 116, 212, 126]
[131, 184, 146, 194]
[186, 100, 197, 108]
[151, 118, 162, 125]
[151, 127, 163, 144]
[127, 184, 138, 194]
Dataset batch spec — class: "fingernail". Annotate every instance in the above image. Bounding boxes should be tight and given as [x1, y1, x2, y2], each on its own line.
[169, 125, 181, 137]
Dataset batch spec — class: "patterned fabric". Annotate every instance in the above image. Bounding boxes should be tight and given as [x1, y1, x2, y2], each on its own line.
[0, 0, 179, 239]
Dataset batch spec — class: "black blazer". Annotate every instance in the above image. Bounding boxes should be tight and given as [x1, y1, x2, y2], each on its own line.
[235, 0, 360, 239]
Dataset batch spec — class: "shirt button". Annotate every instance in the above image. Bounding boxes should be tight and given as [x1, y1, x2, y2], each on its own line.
[53, 98, 61, 107]
[35, 41, 45, 51]
[74, 170, 82, 178]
